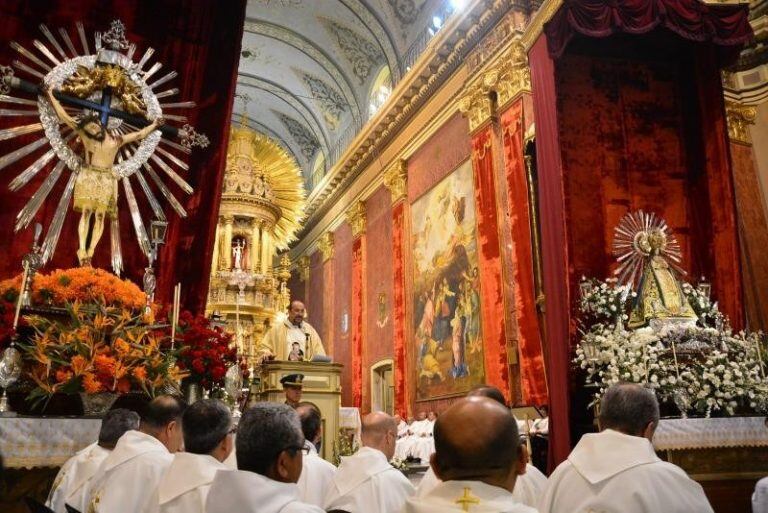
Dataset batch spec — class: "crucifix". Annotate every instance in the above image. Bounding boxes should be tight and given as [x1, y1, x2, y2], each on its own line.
[0, 19, 209, 272]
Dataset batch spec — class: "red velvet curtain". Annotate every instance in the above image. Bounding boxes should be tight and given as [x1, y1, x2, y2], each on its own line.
[392, 201, 408, 417]
[545, 0, 753, 61]
[499, 101, 549, 406]
[528, 36, 573, 468]
[471, 128, 511, 402]
[0, 0, 246, 314]
[351, 236, 365, 408]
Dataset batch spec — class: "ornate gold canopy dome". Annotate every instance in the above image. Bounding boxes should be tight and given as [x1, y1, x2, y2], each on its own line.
[224, 123, 305, 249]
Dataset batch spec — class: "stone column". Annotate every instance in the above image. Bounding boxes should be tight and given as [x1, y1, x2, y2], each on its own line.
[222, 216, 234, 270]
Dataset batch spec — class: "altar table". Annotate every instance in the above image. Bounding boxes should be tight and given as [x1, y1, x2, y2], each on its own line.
[0, 417, 101, 469]
[654, 416, 768, 513]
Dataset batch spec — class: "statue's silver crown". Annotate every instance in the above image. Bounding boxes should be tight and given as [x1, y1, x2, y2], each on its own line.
[102, 20, 130, 51]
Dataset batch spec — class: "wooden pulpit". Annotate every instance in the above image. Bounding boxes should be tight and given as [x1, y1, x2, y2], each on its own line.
[256, 361, 343, 462]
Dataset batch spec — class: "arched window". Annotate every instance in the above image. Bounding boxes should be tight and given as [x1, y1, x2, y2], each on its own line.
[368, 66, 392, 119]
[310, 152, 326, 190]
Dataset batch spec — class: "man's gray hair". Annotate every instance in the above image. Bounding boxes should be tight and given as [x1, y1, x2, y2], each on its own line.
[99, 408, 140, 448]
[236, 402, 303, 475]
[599, 382, 660, 436]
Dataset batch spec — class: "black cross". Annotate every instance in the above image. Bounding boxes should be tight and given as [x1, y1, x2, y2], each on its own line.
[10, 76, 179, 139]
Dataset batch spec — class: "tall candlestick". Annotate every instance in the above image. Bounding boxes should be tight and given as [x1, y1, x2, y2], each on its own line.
[12, 263, 29, 330]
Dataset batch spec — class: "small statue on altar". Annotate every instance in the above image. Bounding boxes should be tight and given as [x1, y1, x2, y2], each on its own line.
[612, 211, 698, 330]
[232, 239, 245, 270]
[44, 86, 163, 265]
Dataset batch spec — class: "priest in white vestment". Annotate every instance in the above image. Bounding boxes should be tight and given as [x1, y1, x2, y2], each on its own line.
[150, 399, 234, 513]
[296, 402, 336, 507]
[206, 402, 324, 513]
[395, 415, 409, 438]
[539, 383, 713, 513]
[754, 476, 768, 513]
[259, 300, 325, 362]
[325, 411, 415, 513]
[84, 395, 186, 513]
[46, 409, 139, 513]
[395, 412, 428, 461]
[412, 412, 437, 463]
[403, 397, 537, 513]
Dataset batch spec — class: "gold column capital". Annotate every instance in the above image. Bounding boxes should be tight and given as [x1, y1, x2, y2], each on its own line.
[459, 82, 494, 134]
[298, 255, 311, 282]
[494, 41, 531, 109]
[318, 231, 334, 262]
[725, 100, 757, 144]
[346, 200, 367, 238]
[383, 159, 408, 204]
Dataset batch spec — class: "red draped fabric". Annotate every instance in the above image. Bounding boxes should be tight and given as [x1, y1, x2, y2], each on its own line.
[392, 201, 408, 417]
[471, 127, 511, 402]
[499, 101, 548, 406]
[528, 36, 572, 468]
[545, 0, 753, 61]
[0, 0, 246, 314]
[351, 236, 365, 408]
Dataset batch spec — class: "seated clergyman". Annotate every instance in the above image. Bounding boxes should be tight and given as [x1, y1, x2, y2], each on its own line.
[46, 408, 139, 513]
[324, 411, 415, 513]
[416, 385, 547, 509]
[539, 383, 714, 513]
[296, 402, 337, 507]
[403, 396, 537, 512]
[150, 399, 234, 513]
[84, 395, 187, 513]
[205, 402, 324, 513]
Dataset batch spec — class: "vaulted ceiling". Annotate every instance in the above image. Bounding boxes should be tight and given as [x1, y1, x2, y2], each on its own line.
[236, 0, 447, 186]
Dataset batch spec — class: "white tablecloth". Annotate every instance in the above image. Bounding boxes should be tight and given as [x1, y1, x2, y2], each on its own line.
[653, 416, 768, 451]
[0, 417, 101, 469]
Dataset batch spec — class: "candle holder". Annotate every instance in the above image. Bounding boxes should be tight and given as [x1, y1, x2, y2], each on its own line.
[143, 219, 168, 313]
[0, 336, 22, 416]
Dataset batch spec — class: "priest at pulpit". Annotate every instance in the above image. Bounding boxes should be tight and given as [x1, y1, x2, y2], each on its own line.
[259, 300, 326, 361]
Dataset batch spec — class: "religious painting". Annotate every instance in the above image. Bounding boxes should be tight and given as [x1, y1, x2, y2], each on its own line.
[410, 160, 485, 400]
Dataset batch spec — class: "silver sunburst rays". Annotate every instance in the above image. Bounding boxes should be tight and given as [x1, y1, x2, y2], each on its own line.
[612, 210, 685, 288]
[0, 19, 208, 275]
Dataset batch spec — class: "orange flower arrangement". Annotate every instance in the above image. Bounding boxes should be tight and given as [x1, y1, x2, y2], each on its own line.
[18, 301, 187, 405]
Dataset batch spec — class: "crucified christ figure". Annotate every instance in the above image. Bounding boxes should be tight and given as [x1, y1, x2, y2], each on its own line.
[44, 86, 163, 265]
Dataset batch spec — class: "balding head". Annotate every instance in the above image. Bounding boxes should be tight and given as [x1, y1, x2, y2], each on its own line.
[140, 395, 187, 453]
[432, 397, 526, 492]
[599, 383, 660, 439]
[467, 385, 507, 406]
[362, 411, 398, 460]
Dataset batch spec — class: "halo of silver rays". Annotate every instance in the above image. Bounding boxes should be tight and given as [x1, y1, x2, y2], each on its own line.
[611, 210, 685, 288]
[0, 21, 202, 275]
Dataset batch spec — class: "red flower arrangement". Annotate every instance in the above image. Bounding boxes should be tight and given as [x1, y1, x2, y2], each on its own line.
[175, 312, 237, 390]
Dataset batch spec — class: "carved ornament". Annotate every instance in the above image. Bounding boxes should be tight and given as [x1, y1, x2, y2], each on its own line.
[298, 255, 311, 282]
[725, 101, 757, 144]
[346, 200, 367, 238]
[383, 159, 408, 204]
[318, 231, 335, 262]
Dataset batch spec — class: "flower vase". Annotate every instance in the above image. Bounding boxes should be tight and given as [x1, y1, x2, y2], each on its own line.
[183, 382, 203, 405]
[80, 392, 118, 417]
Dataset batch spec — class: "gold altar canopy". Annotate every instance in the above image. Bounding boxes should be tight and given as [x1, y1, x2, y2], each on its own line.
[206, 121, 305, 364]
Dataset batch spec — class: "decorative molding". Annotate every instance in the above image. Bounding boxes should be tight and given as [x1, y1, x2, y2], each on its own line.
[383, 158, 408, 204]
[345, 200, 367, 238]
[317, 231, 335, 261]
[459, 80, 495, 134]
[295, 68, 348, 130]
[320, 16, 386, 84]
[521, 0, 564, 50]
[459, 36, 530, 133]
[298, 255, 311, 281]
[725, 100, 757, 144]
[275, 110, 321, 161]
[298, 0, 509, 234]
[239, 74, 330, 153]
[244, 20, 362, 123]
